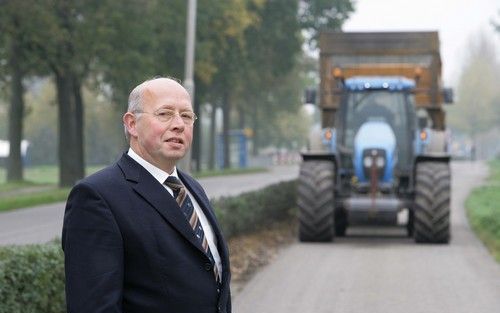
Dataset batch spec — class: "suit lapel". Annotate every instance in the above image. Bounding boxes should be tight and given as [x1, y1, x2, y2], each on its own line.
[117, 154, 207, 256]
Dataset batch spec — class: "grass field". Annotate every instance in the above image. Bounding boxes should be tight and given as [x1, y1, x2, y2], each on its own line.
[465, 159, 500, 262]
[0, 165, 105, 212]
[0, 165, 105, 185]
[0, 164, 267, 212]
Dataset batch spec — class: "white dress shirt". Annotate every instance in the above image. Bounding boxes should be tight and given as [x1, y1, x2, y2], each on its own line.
[127, 148, 222, 278]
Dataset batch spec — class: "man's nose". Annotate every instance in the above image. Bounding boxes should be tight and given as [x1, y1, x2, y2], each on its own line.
[169, 113, 185, 131]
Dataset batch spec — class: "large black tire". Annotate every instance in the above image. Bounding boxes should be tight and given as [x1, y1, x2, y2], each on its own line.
[297, 160, 335, 242]
[413, 162, 451, 243]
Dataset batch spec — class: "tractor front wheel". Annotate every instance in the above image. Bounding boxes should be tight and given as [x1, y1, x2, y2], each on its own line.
[413, 161, 451, 243]
[297, 160, 335, 242]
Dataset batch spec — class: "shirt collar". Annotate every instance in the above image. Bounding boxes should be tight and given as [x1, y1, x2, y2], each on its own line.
[127, 148, 179, 184]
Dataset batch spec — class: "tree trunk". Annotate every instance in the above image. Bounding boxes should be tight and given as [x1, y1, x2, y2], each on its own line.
[6, 38, 24, 182]
[222, 91, 231, 169]
[238, 105, 245, 129]
[72, 75, 85, 178]
[56, 71, 83, 187]
[208, 103, 217, 170]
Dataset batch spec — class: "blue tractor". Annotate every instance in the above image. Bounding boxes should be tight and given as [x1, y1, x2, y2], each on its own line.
[298, 32, 453, 243]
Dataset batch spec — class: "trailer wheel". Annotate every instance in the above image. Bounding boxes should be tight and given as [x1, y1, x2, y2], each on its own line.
[298, 160, 335, 242]
[413, 162, 451, 243]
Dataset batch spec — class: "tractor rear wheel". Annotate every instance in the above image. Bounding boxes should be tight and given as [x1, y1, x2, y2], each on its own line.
[413, 162, 451, 243]
[297, 160, 335, 242]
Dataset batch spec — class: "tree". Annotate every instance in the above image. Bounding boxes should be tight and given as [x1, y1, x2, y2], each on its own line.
[0, 1, 48, 181]
[30, 0, 129, 186]
[299, 0, 355, 48]
[237, 0, 302, 156]
[95, 0, 168, 110]
[195, 0, 263, 169]
[447, 32, 500, 137]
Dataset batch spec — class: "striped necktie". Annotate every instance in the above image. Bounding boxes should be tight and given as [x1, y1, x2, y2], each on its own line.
[164, 176, 221, 282]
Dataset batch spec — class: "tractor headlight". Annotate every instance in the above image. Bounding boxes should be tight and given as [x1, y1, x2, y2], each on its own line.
[363, 156, 373, 167]
[361, 148, 387, 180]
[376, 156, 385, 168]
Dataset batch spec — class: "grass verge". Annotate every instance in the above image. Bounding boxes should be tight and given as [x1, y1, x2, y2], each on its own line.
[465, 159, 500, 262]
[0, 188, 71, 212]
[0, 181, 46, 193]
[0, 165, 106, 185]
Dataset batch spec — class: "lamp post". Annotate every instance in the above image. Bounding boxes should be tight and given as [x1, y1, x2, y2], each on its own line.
[184, 0, 196, 99]
[179, 0, 197, 172]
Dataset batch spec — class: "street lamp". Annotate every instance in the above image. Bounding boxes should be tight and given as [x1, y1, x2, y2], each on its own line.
[179, 0, 197, 172]
[184, 0, 196, 99]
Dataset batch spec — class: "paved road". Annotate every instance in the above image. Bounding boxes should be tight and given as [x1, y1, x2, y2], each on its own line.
[0, 165, 298, 246]
[233, 161, 500, 313]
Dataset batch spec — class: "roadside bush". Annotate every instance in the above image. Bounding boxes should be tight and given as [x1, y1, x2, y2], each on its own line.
[0, 180, 297, 312]
[0, 241, 65, 313]
[213, 180, 297, 238]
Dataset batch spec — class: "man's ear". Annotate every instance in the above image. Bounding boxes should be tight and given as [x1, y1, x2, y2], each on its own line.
[123, 112, 138, 138]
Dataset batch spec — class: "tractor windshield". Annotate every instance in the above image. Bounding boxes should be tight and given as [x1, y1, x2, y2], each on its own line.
[339, 90, 415, 170]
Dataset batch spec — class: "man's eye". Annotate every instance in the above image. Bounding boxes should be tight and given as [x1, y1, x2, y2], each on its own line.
[157, 110, 173, 117]
[181, 113, 194, 120]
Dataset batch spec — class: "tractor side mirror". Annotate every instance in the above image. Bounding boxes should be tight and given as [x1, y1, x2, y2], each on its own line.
[304, 88, 317, 105]
[443, 88, 454, 104]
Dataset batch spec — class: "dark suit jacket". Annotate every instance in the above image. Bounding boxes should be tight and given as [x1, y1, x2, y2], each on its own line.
[62, 153, 231, 313]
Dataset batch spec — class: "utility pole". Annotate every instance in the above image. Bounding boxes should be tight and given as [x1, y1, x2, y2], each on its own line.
[179, 0, 197, 172]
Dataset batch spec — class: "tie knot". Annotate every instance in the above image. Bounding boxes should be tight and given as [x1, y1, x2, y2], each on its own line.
[164, 176, 187, 205]
[164, 176, 184, 192]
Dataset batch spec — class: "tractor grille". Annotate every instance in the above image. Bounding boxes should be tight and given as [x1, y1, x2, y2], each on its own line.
[362, 148, 386, 180]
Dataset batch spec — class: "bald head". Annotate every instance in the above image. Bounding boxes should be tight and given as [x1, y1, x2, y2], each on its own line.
[128, 78, 190, 114]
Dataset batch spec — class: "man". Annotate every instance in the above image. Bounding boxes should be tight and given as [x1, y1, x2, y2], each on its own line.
[62, 77, 231, 313]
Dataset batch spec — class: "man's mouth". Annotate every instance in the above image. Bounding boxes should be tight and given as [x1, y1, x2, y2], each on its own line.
[166, 138, 184, 144]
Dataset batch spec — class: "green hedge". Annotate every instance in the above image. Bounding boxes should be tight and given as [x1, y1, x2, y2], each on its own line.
[0, 179, 297, 312]
[213, 180, 297, 238]
[0, 242, 65, 313]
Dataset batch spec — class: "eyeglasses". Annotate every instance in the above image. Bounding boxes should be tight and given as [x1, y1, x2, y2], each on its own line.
[134, 108, 198, 125]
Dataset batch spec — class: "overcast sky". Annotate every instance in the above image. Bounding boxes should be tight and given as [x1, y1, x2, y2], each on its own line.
[343, 0, 500, 87]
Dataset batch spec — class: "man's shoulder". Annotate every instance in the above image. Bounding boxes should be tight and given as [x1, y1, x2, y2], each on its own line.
[77, 161, 123, 189]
